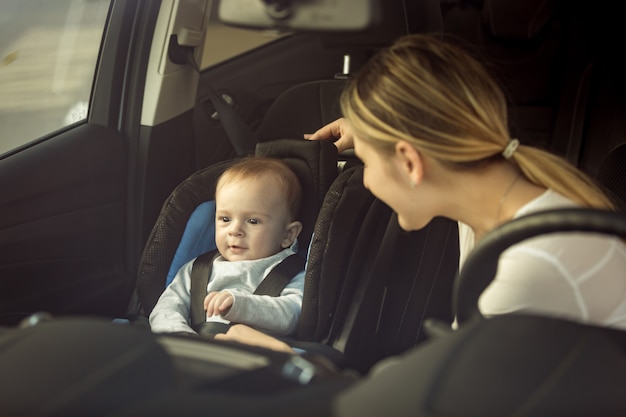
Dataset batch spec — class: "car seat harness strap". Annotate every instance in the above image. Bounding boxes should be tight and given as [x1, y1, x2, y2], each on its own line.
[190, 249, 305, 336]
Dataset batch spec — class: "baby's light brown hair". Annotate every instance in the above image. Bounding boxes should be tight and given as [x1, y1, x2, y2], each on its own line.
[216, 157, 303, 220]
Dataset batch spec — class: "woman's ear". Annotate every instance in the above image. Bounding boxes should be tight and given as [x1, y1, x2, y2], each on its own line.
[394, 140, 424, 187]
[281, 221, 303, 248]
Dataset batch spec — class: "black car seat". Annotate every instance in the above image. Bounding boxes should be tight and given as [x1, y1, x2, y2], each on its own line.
[294, 166, 459, 374]
[135, 139, 338, 317]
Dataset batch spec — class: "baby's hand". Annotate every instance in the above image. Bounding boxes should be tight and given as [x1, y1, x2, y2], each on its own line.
[204, 291, 234, 318]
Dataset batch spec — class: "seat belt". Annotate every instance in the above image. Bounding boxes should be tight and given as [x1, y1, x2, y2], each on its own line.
[190, 250, 219, 331]
[169, 35, 258, 157]
[190, 249, 306, 333]
[200, 85, 258, 156]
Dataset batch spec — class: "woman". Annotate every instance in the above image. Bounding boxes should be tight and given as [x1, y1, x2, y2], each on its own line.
[218, 33, 626, 350]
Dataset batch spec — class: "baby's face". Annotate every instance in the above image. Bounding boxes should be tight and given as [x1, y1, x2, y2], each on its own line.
[214, 174, 293, 261]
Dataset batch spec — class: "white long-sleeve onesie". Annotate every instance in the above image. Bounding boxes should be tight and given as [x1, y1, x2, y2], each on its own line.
[149, 247, 304, 336]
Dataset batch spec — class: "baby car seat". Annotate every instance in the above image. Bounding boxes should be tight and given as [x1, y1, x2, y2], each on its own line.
[135, 139, 338, 318]
[293, 165, 459, 374]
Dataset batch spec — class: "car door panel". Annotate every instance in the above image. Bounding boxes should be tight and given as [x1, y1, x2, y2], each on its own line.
[0, 124, 127, 324]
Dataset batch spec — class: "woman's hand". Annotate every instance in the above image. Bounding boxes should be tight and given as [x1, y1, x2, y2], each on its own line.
[214, 324, 295, 354]
[304, 118, 354, 153]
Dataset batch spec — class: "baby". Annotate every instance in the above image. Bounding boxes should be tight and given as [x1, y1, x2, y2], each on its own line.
[149, 157, 304, 336]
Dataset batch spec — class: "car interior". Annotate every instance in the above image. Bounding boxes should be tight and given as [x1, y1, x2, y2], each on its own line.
[0, 0, 625, 415]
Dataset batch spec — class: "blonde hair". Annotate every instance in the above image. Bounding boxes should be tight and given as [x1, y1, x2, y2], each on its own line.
[341, 34, 614, 210]
[216, 157, 302, 220]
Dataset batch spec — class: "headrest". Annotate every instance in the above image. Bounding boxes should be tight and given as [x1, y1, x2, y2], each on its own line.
[482, 0, 556, 40]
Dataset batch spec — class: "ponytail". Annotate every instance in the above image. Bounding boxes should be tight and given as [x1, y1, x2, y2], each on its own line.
[511, 145, 614, 210]
[342, 33, 615, 212]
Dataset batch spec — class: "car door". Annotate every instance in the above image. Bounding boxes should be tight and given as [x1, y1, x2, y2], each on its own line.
[0, 0, 209, 325]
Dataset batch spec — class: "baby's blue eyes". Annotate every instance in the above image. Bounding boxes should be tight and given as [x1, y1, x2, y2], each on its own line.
[218, 216, 260, 224]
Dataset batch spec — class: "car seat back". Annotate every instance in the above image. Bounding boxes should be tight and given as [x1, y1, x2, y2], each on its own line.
[298, 166, 459, 374]
[256, 79, 346, 143]
[136, 139, 338, 316]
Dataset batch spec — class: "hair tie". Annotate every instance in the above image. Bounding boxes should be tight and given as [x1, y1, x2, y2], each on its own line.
[502, 139, 520, 159]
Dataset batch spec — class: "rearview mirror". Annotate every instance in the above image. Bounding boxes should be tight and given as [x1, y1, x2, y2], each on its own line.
[217, 0, 378, 31]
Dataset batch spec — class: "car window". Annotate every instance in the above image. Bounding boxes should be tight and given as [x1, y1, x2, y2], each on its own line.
[200, 1, 287, 69]
[0, 0, 110, 156]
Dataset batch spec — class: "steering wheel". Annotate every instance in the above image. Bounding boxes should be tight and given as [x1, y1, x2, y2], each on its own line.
[454, 208, 626, 325]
